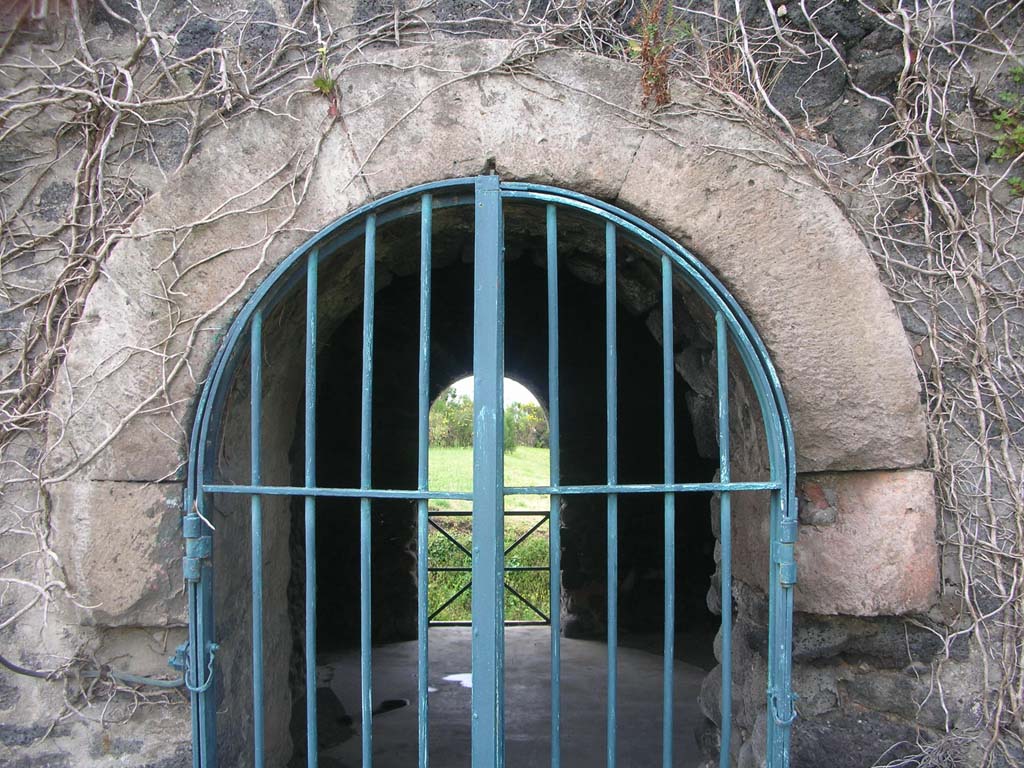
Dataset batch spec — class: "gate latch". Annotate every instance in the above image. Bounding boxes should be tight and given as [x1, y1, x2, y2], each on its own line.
[771, 689, 799, 726]
[168, 641, 220, 693]
[182, 513, 212, 582]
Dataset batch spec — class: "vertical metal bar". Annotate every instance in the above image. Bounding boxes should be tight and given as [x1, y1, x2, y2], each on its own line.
[361, 216, 377, 768]
[250, 310, 265, 768]
[546, 203, 561, 768]
[768, 486, 796, 768]
[778, 524, 796, 767]
[716, 312, 732, 768]
[471, 175, 505, 768]
[767, 501, 779, 768]
[769, 392, 797, 768]
[199, 549, 216, 766]
[661, 257, 675, 768]
[187, 579, 201, 768]
[417, 195, 432, 768]
[188, 488, 216, 767]
[304, 248, 319, 768]
[184, 497, 205, 768]
[605, 221, 618, 768]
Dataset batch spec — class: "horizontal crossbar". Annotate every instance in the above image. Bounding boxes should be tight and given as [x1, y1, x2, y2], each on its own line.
[429, 510, 548, 517]
[202, 481, 781, 499]
[429, 621, 549, 627]
[428, 566, 548, 573]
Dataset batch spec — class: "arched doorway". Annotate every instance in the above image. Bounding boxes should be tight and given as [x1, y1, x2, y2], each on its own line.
[183, 176, 797, 767]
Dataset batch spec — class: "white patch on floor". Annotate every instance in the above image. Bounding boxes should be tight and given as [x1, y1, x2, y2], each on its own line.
[442, 672, 473, 688]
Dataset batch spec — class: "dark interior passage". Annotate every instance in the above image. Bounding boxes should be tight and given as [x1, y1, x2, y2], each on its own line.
[280, 203, 719, 765]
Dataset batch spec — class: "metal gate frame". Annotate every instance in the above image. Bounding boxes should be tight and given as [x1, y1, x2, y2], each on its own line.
[182, 176, 797, 768]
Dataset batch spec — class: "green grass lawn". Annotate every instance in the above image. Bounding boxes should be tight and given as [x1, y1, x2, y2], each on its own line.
[429, 445, 550, 512]
[427, 445, 551, 622]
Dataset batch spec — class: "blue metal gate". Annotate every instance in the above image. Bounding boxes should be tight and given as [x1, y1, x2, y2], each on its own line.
[182, 176, 797, 768]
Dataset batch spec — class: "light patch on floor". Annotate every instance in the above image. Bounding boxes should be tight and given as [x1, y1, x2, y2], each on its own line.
[442, 672, 472, 689]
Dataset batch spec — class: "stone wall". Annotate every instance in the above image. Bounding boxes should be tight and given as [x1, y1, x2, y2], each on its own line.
[1, 1, 1011, 766]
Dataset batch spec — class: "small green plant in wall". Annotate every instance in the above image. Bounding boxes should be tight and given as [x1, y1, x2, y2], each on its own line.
[993, 65, 1024, 196]
[313, 44, 340, 117]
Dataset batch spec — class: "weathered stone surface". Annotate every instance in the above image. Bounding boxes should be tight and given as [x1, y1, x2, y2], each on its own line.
[736, 742, 757, 768]
[0, 748, 72, 766]
[0, 676, 19, 713]
[142, 744, 193, 768]
[991, 740, 1024, 768]
[796, 471, 938, 614]
[698, 663, 746, 762]
[89, 734, 143, 760]
[97, 626, 190, 680]
[340, 42, 648, 201]
[617, 93, 927, 472]
[827, 96, 891, 154]
[791, 708, 921, 768]
[850, 49, 905, 93]
[841, 670, 950, 730]
[792, 662, 842, 718]
[786, 0, 883, 42]
[732, 470, 938, 615]
[37, 180, 74, 222]
[701, 576, 983, 768]
[791, 613, 968, 667]
[46, 97, 369, 481]
[50, 481, 186, 626]
[175, 16, 220, 60]
[769, 54, 847, 119]
[2, 705, 192, 768]
[0, 724, 57, 747]
[89, 0, 137, 29]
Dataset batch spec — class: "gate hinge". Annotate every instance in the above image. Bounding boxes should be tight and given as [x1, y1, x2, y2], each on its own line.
[182, 513, 212, 582]
[780, 519, 798, 543]
[776, 542, 797, 586]
[779, 560, 797, 586]
[169, 642, 189, 672]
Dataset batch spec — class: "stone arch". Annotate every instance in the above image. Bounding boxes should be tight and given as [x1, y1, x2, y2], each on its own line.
[45, 37, 935, 768]
[47, 42, 924, 486]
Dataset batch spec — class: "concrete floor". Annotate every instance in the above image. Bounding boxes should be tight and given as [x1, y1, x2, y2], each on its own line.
[319, 627, 708, 768]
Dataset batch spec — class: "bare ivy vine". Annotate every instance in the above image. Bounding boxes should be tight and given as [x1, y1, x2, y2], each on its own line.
[0, 0, 1021, 764]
